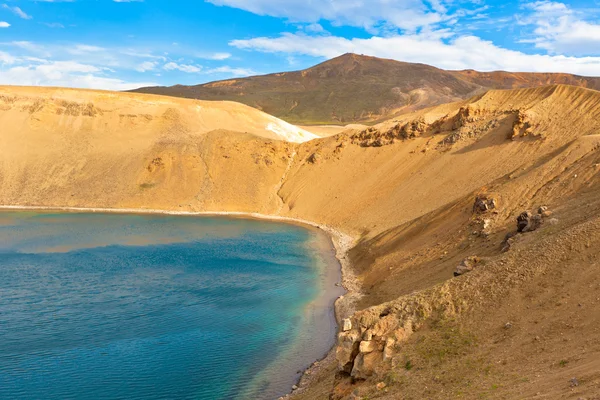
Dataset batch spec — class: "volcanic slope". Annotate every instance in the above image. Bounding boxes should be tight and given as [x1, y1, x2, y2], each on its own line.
[289, 84, 600, 399]
[132, 53, 600, 125]
[2, 84, 600, 398]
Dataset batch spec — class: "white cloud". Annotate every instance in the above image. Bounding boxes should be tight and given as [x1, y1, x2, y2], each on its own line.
[206, 0, 446, 31]
[0, 21, 10, 28]
[163, 62, 202, 73]
[0, 50, 17, 64]
[205, 66, 256, 76]
[136, 61, 157, 72]
[520, 1, 600, 56]
[0, 60, 157, 90]
[42, 22, 65, 28]
[305, 23, 325, 33]
[1, 4, 32, 20]
[68, 44, 107, 55]
[208, 52, 232, 60]
[230, 32, 600, 76]
[9, 41, 49, 55]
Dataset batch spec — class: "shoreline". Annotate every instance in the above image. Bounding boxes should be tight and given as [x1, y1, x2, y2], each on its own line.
[0, 204, 361, 399]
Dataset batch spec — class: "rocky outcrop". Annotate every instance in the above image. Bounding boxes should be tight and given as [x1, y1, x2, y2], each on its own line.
[337, 310, 413, 379]
[509, 110, 540, 140]
[451, 106, 485, 130]
[351, 117, 429, 147]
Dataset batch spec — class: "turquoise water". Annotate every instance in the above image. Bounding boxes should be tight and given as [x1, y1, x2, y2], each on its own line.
[0, 212, 342, 400]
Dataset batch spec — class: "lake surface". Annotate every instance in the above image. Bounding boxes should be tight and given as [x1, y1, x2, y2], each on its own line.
[0, 211, 343, 400]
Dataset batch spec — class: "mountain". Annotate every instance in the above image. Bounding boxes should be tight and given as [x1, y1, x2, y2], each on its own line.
[131, 53, 600, 124]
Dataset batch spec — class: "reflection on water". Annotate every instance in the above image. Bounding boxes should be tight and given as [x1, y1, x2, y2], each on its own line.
[0, 212, 337, 400]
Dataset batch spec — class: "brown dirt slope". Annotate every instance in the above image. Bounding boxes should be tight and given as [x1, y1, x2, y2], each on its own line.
[2, 84, 600, 399]
[131, 53, 600, 125]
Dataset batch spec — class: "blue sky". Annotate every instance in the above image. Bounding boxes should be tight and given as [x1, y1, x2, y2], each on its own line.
[1, 0, 600, 90]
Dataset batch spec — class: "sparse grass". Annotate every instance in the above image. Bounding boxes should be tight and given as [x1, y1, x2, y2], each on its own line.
[139, 182, 156, 190]
[415, 316, 477, 365]
[559, 359, 569, 367]
[405, 360, 414, 370]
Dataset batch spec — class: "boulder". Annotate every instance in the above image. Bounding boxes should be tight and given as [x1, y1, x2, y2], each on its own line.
[336, 331, 361, 373]
[351, 351, 381, 379]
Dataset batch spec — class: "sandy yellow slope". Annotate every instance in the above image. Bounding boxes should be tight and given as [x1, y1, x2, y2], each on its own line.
[0, 86, 318, 143]
[2, 84, 600, 399]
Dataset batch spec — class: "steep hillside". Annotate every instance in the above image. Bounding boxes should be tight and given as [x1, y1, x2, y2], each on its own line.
[132, 54, 600, 125]
[0, 86, 317, 144]
[3, 84, 600, 399]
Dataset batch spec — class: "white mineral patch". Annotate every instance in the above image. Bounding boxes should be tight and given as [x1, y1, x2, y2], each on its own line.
[266, 119, 319, 143]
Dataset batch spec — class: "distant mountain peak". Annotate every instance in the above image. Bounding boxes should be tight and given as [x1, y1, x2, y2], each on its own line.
[131, 55, 600, 125]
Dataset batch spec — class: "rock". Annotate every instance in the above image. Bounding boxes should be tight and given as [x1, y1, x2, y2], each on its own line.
[359, 340, 377, 354]
[570, 377, 579, 387]
[517, 210, 544, 232]
[504, 322, 513, 329]
[292, 385, 298, 391]
[517, 211, 532, 232]
[336, 331, 361, 373]
[538, 205, 553, 217]
[351, 351, 381, 379]
[529, 214, 544, 231]
[454, 256, 481, 276]
[342, 318, 352, 332]
[502, 231, 518, 252]
[548, 218, 559, 225]
[307, 153, 320, 164]
[474, 195, 497, 213]
[376, 382, 387, 390]
[383, 337, 396, 361]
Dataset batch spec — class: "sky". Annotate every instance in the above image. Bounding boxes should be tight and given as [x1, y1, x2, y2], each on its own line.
[1, 0, 600, 90]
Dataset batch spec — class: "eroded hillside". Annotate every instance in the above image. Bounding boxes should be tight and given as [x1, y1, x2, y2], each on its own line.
[2, 84, 600, 399]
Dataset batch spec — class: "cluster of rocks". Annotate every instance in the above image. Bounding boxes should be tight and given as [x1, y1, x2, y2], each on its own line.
[473, 195, 498, 213]
[336, 311, 415, 380]
[518, 206, 553, 232]
[502, 206, 556, 252]
[471, 195, 500, 237]
[434, 107, 502, 147]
